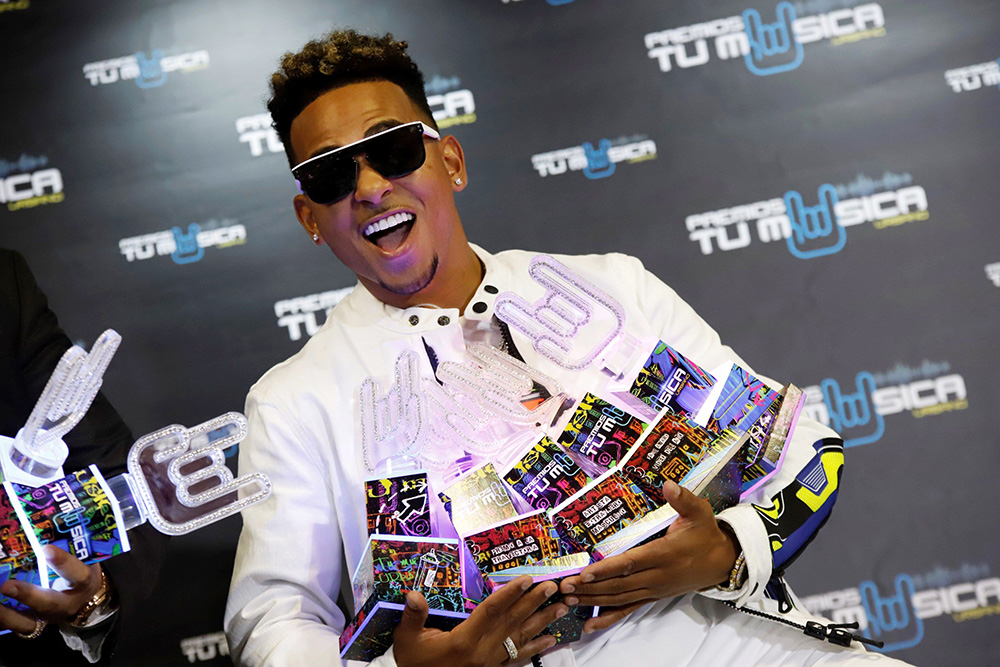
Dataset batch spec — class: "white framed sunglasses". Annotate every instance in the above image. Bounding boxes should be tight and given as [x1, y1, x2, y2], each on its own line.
[291, 121, 440, 204]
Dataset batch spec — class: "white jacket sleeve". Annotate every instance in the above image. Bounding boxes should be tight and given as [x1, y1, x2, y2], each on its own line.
[225, 395, 397, 667]
[624, 254, 842, 607]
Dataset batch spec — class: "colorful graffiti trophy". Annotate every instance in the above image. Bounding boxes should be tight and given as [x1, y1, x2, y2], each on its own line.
[0, 330, 272, 624]
[0, 413, 271, 620]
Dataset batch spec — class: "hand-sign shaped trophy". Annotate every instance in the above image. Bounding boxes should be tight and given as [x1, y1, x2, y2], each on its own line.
[493, 254, 641, 379]
[121, 412, 270, 535]
[0, 330, 271, 616]
[2, 330, 121, 487]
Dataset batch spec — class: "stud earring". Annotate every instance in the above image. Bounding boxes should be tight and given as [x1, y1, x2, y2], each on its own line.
[312, 233, 321, 243]
[454, 177, 463, 185]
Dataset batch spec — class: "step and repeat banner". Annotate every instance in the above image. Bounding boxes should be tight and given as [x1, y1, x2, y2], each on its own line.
[1, 0, 998, 664]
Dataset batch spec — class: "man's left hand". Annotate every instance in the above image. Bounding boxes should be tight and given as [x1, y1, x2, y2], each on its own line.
[559, 480, 739, 634]
[0, 546, 105, 635]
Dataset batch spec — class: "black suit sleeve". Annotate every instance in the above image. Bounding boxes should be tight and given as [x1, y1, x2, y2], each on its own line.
[1, 249, 169, 666]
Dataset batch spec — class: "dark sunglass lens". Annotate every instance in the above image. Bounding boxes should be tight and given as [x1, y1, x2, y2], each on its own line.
[366, 124, 427, 179]
[299, 152, 356, 204]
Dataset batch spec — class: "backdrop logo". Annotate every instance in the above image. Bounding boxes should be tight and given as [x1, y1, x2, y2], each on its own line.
[0, 0, 30, 12]
[802, 564, 1000, 653]
[236, 113, 283, 157]
[944, 59, 1000, 94]
[802, 361, 967, 448]
[275, 287, 353, 341]
[425, 75, 477, 130]
[180, 631, 229, 663]
[0, 154, 63, 212]
[686, 171, 928, 258]
[859, 575, 924, 651]
[743, 3, 805, 75]
[644, 2, 885, 75]
[986, 262, 1000, 287]
[532, 135, 656, 178]
[119, 219, 246, 265]
[83, 49, 209, 88]
[784, 184, 842, 258]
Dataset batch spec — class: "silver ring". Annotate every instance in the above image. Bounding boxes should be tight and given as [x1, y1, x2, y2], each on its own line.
[503, 635, 518, 660]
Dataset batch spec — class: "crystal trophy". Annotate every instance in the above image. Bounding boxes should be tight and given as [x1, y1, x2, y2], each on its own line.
[0, 412, 270, 620]
[0, 330, 121, 486]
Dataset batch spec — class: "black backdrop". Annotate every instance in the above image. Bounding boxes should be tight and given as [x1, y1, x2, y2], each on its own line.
[1, 1, 998, 664]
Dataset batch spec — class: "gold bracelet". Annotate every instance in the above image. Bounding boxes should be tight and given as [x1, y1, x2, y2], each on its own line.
[69, 567, 110, 628]
[718, 553, 747, 592]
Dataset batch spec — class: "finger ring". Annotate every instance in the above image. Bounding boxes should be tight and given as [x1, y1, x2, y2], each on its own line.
[14, 616, 47, 640]
[503, 635, 518, 660]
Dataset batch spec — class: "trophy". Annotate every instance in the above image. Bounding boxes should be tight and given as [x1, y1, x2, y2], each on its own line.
[0, 331, 271, 623]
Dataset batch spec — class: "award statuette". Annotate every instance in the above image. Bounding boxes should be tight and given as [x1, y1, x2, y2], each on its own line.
[0, 327, 271, 629]
[0, 413, 271, 623]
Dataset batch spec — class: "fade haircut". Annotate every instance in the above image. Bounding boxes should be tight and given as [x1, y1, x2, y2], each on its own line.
[268, 29, 436, 167]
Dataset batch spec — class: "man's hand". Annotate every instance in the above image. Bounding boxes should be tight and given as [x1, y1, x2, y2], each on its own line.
[394, 575, 568, 667]
[0, 546, 106, 635]
[558, 480, 739, 634]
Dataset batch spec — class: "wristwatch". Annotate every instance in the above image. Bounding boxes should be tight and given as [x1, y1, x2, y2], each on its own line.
[69, 567, 114, 628]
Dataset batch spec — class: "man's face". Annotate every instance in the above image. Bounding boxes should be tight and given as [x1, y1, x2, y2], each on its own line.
[290, 80, 467, 301]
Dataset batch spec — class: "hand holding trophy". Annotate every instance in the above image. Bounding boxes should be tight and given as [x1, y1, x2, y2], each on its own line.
[0, 330, 271, 634]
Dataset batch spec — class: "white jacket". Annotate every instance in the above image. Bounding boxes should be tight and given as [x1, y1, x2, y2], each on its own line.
[225, 245, 843, 667]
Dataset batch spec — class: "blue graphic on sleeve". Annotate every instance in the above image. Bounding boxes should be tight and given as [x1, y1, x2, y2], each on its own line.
[582, 140, 616, 180]
[784, 184, 844, 259]
[546, 0, 575, 4]
[820, 372, 885, 448]
[135, 50, 168, 89]
[171, 223, 205, 264]
[859, 574, 924, 652]
[742, 2, 805, 76]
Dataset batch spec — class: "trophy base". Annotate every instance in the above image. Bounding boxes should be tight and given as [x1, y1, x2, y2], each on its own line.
[339, 597, 468, 661]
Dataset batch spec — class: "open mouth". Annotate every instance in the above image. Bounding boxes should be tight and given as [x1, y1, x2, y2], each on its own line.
[363, 211, 415, 253]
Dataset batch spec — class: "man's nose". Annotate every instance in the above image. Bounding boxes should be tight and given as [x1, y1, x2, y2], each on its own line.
[353, 158, 392, 204]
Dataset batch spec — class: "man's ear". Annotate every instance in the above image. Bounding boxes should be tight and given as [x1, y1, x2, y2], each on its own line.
[439, 135, 467, 191]
[293, 195, 324, 245]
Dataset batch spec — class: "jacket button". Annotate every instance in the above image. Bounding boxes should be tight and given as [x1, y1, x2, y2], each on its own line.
[484, 285, 499, 294]
[408, 315, 420, 326]
[437, 315, 450, 326]
[472, 302, 488, 314]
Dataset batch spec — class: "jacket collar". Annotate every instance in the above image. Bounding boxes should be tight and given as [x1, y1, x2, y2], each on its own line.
[337, 243, 513, 334]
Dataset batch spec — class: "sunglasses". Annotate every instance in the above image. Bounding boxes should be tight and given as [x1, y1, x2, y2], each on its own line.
[291, 121, 441, 204]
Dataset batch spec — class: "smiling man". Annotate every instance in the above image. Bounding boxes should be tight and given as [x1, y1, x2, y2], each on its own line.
[288, 78, 481, 311]
[225, 30, 911, 667]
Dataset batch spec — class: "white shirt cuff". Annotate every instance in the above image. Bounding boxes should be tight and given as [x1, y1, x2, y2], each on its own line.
[700, 504, 772, 607]
[58, 607, 119, 664]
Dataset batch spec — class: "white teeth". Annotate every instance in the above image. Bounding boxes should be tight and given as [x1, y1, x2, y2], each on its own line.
[364, 212, 414, 237]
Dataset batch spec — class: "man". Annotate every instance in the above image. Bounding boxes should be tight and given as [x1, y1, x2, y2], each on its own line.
[0, 249, 168, 666]
[226, 31, 910, 667]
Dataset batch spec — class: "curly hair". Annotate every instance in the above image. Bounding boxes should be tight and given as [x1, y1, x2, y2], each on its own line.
[268, 29, 435, 167]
